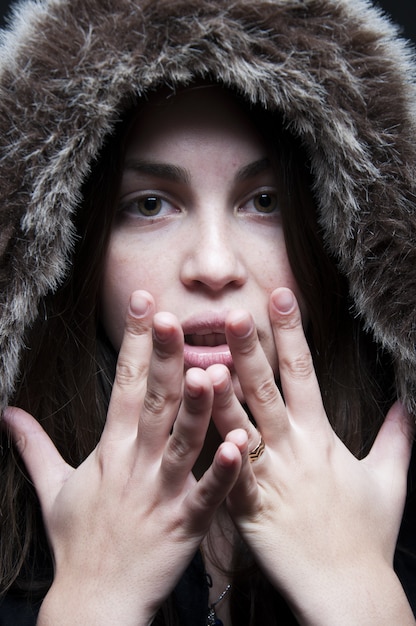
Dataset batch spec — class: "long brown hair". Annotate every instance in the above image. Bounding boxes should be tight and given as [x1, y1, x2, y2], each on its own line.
[277, 125, 395, 455]
[0, 109, 129, 595]
[0, 86, 395, 622]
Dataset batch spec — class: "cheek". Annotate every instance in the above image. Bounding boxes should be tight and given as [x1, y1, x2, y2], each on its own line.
[100, 241, 173, 350]
[100, 249, 134, 350]
[253, 245, 307, 373]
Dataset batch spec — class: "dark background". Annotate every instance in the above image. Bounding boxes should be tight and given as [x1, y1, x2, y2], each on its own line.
[0, 0, 415, 41]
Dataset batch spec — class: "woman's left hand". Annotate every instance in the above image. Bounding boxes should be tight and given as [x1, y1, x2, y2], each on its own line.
[208, 287, 415, 626]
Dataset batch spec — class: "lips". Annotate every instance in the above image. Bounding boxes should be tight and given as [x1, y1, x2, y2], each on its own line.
[182, 316, 233, 369]
[185, 332, 226, 347]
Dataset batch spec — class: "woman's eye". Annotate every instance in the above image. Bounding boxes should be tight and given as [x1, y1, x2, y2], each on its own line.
[119, 195, 177, 219]
[135, 196, 163, 216]
[242, 192, 279, 214]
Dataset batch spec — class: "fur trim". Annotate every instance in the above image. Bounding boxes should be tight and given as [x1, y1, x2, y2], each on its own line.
[0, 0, 416, 411]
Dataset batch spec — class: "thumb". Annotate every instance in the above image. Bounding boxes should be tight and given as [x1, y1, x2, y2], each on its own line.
[2, 406, 73, 516]
[366, 401, 414, 497]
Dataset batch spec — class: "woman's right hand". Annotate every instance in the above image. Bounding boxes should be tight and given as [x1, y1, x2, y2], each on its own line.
[3, 290, 245, 626]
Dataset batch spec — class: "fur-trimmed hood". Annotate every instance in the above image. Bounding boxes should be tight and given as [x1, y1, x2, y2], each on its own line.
[0, 0, 416, 412]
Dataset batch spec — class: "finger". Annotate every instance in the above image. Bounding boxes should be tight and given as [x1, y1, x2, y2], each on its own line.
[183, 436, 244, 533]
[225, 310, 286, 444]
[207, 364, 261, 452]
[136, 311, 184, 455]
[269, 288, 328, 430]
[103, 290, 154, 443]
[223, 429, 261, 520]
[2, 406, 72, 516]
[159, 368, 213, 492]
[366, 401, 414, 485]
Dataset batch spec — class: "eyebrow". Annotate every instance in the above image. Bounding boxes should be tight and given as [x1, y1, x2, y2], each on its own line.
[235, 157, 272, 181]
[123, 157, 271, 184]
[124, 159, 191, 184]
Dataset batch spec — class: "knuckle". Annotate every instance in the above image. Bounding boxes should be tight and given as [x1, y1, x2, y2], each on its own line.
[277, 313, 301, 331]
[167, 432, 193, 462]
[13, 433, 27, 455]
[282, 352, 314, 379]
[115, 359, 147, 388]
[196, 481, 215, 508]
[125, 316, 151, 337]
[253, 378, 280, 408]
[143, 388, 168, 416]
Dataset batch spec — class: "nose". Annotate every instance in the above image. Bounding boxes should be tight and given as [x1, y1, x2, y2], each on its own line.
[180, 216, 248, 292]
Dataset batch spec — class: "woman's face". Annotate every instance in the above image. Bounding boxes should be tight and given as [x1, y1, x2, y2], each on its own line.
[101, 87, 304, 401]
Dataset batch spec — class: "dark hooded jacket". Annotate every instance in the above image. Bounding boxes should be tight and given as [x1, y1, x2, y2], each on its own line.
[0, 0, 416, 624]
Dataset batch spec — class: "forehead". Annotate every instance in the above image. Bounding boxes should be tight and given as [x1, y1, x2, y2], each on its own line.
[124, 86, 267, 158]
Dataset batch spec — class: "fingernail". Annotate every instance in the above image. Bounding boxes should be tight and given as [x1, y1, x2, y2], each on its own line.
[207, 364, 231, 393]
[153, 313, 175, 342]
[228, 311, 253, 338]
[217, 442, 237, 468]
[271, 289, 295, 314]
[186, 376, 203, 399]
[129, 291, 151, 318]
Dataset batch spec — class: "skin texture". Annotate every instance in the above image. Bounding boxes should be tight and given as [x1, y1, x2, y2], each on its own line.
[2, 88, 415, 625]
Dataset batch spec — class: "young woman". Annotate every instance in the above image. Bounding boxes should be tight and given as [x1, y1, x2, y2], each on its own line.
[0, 1, 415, 624]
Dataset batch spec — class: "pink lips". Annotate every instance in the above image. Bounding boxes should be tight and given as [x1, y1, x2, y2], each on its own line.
[182, 314, 233, 370]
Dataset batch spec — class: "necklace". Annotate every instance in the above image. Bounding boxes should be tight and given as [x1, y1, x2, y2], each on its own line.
[206, 583, 231, 626]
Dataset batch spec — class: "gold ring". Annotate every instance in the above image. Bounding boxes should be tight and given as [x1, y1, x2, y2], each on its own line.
[248, 436, 265, 463]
